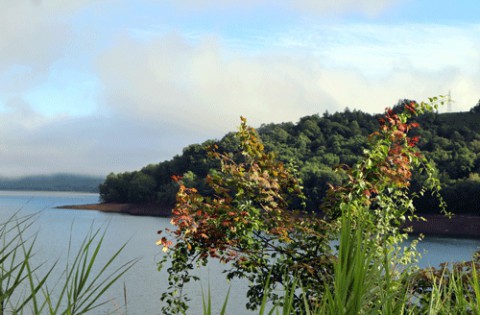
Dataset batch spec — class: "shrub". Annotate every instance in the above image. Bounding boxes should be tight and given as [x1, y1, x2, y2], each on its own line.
[158, 97, 448, 314]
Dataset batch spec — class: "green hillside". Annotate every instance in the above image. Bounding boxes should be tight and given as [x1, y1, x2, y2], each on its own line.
[437, 112, 480, 131]
[99, 105, 480, 216]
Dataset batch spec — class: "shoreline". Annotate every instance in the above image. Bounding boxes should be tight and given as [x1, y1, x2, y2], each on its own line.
[56, 202, 171, 217]
[57, 203, 480, 239]
[405, 214, 480, 239]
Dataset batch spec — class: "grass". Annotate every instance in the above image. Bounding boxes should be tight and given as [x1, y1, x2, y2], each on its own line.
[198, 215, 480, 315]
[0, 213, 136, 315]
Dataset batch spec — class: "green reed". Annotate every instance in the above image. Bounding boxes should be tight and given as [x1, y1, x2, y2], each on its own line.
[0, 213, 135, 315]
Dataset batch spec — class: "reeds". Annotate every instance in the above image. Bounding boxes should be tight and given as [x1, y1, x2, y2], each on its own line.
[198, 214, 480, 315]
[0, 213, 135, 315]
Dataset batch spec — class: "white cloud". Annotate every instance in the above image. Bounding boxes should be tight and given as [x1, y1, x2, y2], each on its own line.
[0, 1, 95, 72]
[317, 68, 480, 113]
[0, 0, 108, 121]
[97, 23, 480, 135]
[4, 20, 475, 176]
[1, 1, 479, 177]
[287, 0, 401, 16]
[96, 34, 335, 136]
[0, 105, 189, 176]
[274, 23, 480, 74]
[270, 22, 480, 111]
[0, 0, 111, 89]
[165, 0, 402, 16]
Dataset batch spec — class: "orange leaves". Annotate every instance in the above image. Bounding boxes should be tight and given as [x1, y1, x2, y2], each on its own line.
[405, 101, 417, 114]
[171, 175, 183, 182]
[391, 130, 405, 140]
[158, 116, 311, 269]
[156, 237, 173, 252]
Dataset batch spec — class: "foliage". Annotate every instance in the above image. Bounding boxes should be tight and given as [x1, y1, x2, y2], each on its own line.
[158, 97, 449, 314]
[0, 213, 135, 315]
[316, 98, 447, 314]
[0, 213, 48, 315]
[199, 248, 480, 315]
[470, 99, 480, 113]
[100, 99, 480, 216]
[409, 252, 480, 314]
[158, 117, 335, 314]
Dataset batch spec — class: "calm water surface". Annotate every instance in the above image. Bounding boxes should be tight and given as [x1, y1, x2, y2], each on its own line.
[0, 191, 478, 314]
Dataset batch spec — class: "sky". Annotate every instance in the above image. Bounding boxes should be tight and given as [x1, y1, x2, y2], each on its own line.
[0, 0, 479, 177]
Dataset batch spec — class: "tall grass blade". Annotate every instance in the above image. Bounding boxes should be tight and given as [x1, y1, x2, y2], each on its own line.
[219, 286, 231, 315]
[201, 283, 211, 315]
[0, 214, 135, 315]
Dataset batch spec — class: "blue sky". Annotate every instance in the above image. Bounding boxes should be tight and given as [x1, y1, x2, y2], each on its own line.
[0, 0, 479, 177]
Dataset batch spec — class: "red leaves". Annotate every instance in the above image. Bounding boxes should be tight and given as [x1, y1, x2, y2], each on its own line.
[325, 101, 427, 218]
[378, 105, 424, 186]
[171, 175, 183, 182]
[408, 136, 420, 147]
[405, 101, 417, 114]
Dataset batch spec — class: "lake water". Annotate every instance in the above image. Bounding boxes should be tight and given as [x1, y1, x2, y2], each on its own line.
[0, 191, 478, 315]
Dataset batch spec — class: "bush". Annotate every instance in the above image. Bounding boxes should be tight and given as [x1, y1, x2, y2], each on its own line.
[158, 97, 450, 314]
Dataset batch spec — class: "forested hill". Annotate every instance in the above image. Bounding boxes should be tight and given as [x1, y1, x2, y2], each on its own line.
[0, 174, 104, 192]
[99, 105, 480, 216]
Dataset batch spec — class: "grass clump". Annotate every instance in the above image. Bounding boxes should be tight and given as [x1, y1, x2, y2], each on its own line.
[0, 213, 135, 315]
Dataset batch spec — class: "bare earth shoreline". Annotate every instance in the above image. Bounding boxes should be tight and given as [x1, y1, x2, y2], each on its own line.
[56, 203, 171, 217]
[57, 203, 480, 239]
[405, 214, 480, 239]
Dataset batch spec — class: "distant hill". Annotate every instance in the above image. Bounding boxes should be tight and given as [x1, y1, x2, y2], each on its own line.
[0, 174, 104, 193]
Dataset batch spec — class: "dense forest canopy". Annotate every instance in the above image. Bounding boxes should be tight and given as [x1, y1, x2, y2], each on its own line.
[99, 101, 480, 215]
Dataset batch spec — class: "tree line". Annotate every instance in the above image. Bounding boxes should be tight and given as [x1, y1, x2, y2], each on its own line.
[99, 101, 480, 216]
[0, 174, 103, 192]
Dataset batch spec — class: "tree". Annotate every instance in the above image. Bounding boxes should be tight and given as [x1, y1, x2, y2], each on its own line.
[470, 99, 480, 113]
[157, 97, 448, 314]
[127, 172, 157, 203]
[157, 117, 334, 313]
[99, 172, 132, 203]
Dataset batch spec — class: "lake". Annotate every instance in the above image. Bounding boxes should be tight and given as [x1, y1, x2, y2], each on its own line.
[0, 191, 478, 314]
